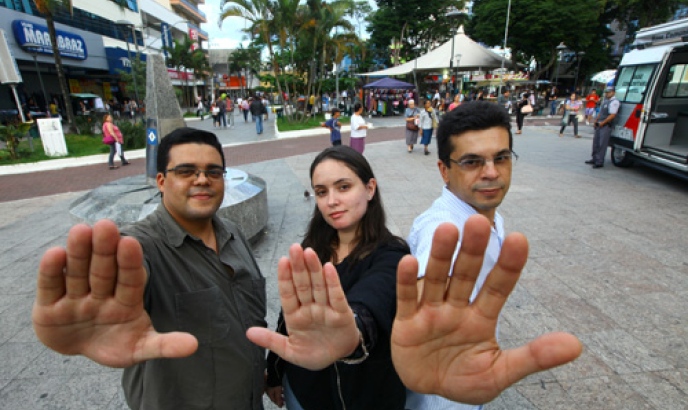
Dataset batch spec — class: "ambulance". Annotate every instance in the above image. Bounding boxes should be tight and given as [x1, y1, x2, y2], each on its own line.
[609, 18, 688, 180]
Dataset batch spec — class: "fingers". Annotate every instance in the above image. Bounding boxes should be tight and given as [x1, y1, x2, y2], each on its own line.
[277, 256, 299, 315]
[500, 332, 583, 388]
[65, 223, 94, 297]
[304, 248, 327, 305]
[133, 331, 198, 363]
[288, 244, 315, 305]
[473, 232, 529, 320]
[395, 255, 420, 320]
[36, 247, 68, 306]
[419, 223, 460, 305]
[322, 262, 350, 315]
[246, 326, 289, 355]
[89, 220, 122, 300]
[114, 236, 146, 307]
[446, 215, 491, 305]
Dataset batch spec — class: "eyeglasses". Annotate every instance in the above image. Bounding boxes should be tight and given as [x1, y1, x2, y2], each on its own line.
[165, 166, 227, 180]
[448, 151, 518, 171]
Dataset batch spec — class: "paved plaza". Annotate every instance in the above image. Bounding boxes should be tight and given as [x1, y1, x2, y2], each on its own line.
[0, 113, 687, 409]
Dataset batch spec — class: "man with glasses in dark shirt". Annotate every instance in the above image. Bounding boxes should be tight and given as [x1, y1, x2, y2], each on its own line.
[32, 128, 267, 409]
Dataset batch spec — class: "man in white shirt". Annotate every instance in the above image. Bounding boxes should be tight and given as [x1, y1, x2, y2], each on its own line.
[406, 101, 515, 410]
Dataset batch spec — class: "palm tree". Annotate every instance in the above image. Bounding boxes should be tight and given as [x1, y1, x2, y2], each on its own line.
[189, 49, 210, 102]
[164, 36, 195, 110]
[220, 0, 286, 113]
[31, 0, 76, 131]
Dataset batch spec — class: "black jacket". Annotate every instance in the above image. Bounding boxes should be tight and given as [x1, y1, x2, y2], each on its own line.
[266, 240, 409, 410]
[249, 100, 267, 116]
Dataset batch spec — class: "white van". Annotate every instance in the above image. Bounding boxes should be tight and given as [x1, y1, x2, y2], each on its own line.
[609, 18, 688, 180]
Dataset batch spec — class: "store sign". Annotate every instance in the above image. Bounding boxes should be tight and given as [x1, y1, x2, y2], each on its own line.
[12, 20, 87, 60]
[104, 47, 146, 75]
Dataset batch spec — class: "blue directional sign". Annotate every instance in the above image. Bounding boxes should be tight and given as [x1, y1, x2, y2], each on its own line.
[147, 128, 158, 146]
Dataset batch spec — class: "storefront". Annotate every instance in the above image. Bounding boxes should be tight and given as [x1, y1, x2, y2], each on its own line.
[0, 9, 110, 115]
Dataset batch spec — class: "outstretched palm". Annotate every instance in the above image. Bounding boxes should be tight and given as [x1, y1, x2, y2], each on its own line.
[32, 220, 197, 367]
[392, 217, 582, 404]
[246, 244, 359, 371]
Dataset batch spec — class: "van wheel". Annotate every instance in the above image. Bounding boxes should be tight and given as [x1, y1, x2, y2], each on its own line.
[611, 146, 634, 167]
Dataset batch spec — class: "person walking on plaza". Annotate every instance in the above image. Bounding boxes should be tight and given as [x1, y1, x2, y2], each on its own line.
[210, 102, 220, 128]
[249, 96, 267, 135]
[196, 98, 205, 121]
[585, 89, 600, 125]
[405, 99, 420, 153]
[559, 92, 583, 138]
[226, 95, 235, 128]
[587, 87, 619, 168]
[448, 94, 461, 111]
[419, 99, 438, 155]
[515, 92, 531, 134]
[321, 108, 342, 146]
[241, 98, 250, 122]
[548, 86, 558, 117]
[217, 97, 227, 128]
[102, 114, 130, 170]
[349, 102, 369, 154]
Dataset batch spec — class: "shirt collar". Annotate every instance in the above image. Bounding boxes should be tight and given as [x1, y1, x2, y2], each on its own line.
[155, 203, 234, 248]
[441, 186, 505, 237]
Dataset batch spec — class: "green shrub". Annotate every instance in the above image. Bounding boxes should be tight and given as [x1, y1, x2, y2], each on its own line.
[114, 120, 146, 150]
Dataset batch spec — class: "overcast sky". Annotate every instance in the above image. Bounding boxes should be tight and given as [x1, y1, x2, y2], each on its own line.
[199, 0, 374, 50]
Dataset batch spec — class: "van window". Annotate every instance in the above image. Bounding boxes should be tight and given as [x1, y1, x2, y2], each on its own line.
[661, 63, 688, 97]
[615, 64, 656, 103]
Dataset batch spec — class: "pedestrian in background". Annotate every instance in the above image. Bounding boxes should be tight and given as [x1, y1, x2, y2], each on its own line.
[585, 89, 600, 125]
[418, 99, 438, 155]
[349, 102, 370, 154]
[405, 99, 420, 153]
[321, 108, 342, 146]
[515, 93, 531, 134]
[559, 92, 582, 138]
[102, 114, 130, 170]
[587, 87, 619, 168]
[249, 97, 267, 135]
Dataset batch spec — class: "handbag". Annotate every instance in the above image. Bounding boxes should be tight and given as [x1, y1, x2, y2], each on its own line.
[521, 103, 533, 114]
[102, 126, 115, 144]
[406, 108, 419, 131]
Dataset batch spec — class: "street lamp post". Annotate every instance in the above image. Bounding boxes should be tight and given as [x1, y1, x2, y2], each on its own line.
[553, 42, 567, 89]
[23, 43, 49, 115]
[446, 10, 462, 96]
[574, 51, 586, 92]
[497, 0, 512, 98]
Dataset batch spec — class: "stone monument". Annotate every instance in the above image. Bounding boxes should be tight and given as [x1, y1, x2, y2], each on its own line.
[69, 55, 268, 240]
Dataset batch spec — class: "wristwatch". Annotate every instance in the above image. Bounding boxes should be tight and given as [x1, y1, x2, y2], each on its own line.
[338, 330, 369, 365]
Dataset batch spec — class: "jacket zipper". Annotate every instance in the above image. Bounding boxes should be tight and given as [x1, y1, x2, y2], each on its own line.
[334, 363, 347, 410]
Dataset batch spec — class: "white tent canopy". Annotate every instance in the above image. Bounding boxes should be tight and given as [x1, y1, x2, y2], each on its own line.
[362, 26, 516, 76]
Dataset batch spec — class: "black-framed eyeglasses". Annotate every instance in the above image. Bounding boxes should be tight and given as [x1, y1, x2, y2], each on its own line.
[447, 151, 518, 172]
[165, 166, 227, 180]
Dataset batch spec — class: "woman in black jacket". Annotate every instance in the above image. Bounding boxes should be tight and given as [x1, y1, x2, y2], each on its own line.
[262, 146, 410, 410]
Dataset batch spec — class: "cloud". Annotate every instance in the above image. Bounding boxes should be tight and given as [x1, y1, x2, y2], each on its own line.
[200, 0, 250, 49]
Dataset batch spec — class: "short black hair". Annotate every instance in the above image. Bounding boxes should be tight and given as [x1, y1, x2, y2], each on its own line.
[157, 127, 225, 174]
[331, 107, 340, 115]
[436, 101, 513, 166]
[353, 102, 362, 113]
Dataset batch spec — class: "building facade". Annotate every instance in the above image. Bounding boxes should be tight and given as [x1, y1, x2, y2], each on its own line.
[0, 0, 209, 116]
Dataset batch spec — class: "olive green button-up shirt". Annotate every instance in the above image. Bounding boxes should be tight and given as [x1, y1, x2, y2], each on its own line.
[121, 204, 267, 410]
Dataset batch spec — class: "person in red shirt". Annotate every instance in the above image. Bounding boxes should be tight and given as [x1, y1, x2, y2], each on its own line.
[585, 89, 600, 125]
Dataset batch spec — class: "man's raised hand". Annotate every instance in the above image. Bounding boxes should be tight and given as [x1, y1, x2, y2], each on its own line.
[32, 219, 197, 367]
[392, 216, 582, 404]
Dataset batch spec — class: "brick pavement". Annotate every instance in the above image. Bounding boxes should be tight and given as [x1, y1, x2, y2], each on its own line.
[0, 128, 403, 203]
